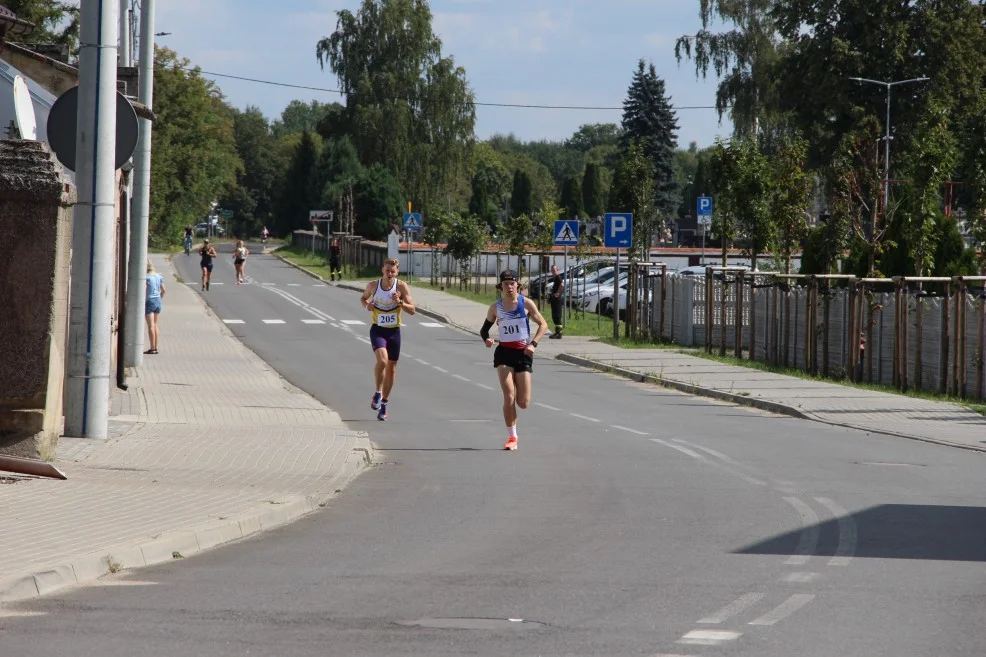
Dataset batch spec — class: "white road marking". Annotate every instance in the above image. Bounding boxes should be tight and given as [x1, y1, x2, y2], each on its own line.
[342, 320, 365, 325]
[222, 319, 245, 324]
[0, 609, 47, 618]
[782, 572, 820, 584]
[651, 438, 707, 461]
[748, 594, 814, 626]
[414, 358, 430, 365]
[783, 497, 820, 565]
[815, 497, 857, 566]
[611, 424, 648, 435]
[677, 629, 742, 646]
[419, 322, 445, 328]
[570, 413, 600, 422]
[262, 282, 275, 286]
[209, 282, 224, 285]
[698, 592, 765, 624]
[453, 374, 470, 382]
[475, 383, 495, 391]
[301, 319, 326, 325]
[287, 283, 301, 286]
[262, 319, 286, 325]
[433, 366, 449, 373]
[534, 402, 561, 411]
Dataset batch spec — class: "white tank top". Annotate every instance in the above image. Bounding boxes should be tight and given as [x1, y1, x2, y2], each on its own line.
[497, 295, 530, 349]
[370, 279, 401, 328]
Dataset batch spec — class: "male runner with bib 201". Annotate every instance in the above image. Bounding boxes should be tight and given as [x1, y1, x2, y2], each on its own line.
[361, 258, 416, 421]
[481, 270, 548, 450]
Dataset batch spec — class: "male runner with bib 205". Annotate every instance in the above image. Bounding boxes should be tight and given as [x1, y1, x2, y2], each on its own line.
[361, 258, 416, 421]
[481, 270, 548, 450]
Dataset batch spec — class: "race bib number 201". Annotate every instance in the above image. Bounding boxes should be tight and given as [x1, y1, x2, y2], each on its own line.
[378, 313, 398, 327]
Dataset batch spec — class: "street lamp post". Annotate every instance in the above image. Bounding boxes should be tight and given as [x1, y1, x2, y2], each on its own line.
[848, 76, 930, 227]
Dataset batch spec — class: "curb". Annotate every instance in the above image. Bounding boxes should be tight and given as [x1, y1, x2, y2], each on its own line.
[0, 436, 374, 604]
[556, 353, 986, 454]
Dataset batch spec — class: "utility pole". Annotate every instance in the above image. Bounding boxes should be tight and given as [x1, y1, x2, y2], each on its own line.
[65, 0, 120, 439]
[849, 76, 929, 229]
[124, 0, 155, 366]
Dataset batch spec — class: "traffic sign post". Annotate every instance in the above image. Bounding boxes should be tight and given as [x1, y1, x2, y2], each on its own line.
[697, 197, 712, 265]
[403, 212, 422, 278]
[309, 210, 333, 256]
[604, 213, 633, 339]
[554, 220, 580, 329]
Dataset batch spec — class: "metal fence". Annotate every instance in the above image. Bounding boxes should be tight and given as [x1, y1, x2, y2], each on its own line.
[625, 267, 986, 401]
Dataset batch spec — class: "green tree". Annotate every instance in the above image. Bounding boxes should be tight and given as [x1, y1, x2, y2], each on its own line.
[1, 1, 79, 54]
[510, 169, 534, 218]
[731, 139, 775, 270]
[422, 207, 454, 285]
[274, 130, 321, 236]
[674, 0, 778, 139]
[218, 106, 282, 238]
[609, 140, 656, 256]
[468, 155, 510, 230]
[502, 212, 534, 273]
[149, 47, 240, 246]
[621, 60, 679, 226]
[566, 123, 623, 152]
[706, 138, 742, 265]
[582, 162, 606, 218]
[444, 213, 487, 287]
[272, 100, 341, 139]
[559, 175, 584, 219]
[352, 164, 403, 240]
[770, 136, 811, 273]
[316, 0, 476, 208]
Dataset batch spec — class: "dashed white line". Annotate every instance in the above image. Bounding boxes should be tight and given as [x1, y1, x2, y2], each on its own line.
[262, 319, 286, 325]
[433, 366, 449, 373]
[287, 283, 301, 286]
[222, 319, 245, 324]
[677, 629, 742, 646]
[475, 383, 495, 391]
[570, 413, 600, 422]
[698, 592, 765, 624]
[611, 424, 648, 435]
[414, 358, 431, 365]
[782, 572, 820, 584]
[453, 374, 470, 382]
[301, 319, 325, 325]
[783, 497, 820, 566]
[342, 320, 365, 325]
[748, 594, 814, 626]
[420, 322, 445, 328]
[534, 402, 561, 411]
[815, 497, 857, 566]
[651, 438, 707, 461]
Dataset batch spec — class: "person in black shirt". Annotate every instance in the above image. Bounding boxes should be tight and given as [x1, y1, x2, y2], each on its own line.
[183, 225, 193, 255]
[548, 264, 564, 339]
[329, 238, 342, 281]
[199, 239, 217, 291]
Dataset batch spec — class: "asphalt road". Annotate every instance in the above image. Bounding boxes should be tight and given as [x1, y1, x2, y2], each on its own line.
[3, 247, 985, 656]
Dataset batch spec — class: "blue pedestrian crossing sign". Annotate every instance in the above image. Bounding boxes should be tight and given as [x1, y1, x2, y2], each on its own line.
[403, 212, 422, 230]
[553, 220, 579, 245]
[604, 213, 633, 248]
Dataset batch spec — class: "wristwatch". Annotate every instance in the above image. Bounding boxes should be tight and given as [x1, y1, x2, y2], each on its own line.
[530, 340, 538, 348]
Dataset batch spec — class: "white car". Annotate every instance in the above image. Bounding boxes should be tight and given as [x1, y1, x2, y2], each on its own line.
[580, 275, 628, 314]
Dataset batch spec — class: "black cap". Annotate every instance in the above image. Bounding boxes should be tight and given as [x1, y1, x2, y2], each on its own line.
[499, 269, 519, 283]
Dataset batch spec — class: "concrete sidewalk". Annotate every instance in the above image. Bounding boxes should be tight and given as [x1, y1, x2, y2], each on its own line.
[325, 275, 986, 454]
[0, 254, 372, 603]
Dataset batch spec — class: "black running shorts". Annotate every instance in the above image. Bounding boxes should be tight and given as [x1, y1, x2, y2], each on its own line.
[493, 345, 533, 373]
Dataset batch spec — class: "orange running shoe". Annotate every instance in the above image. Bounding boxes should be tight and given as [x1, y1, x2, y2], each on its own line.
[503, 436, 518, 450]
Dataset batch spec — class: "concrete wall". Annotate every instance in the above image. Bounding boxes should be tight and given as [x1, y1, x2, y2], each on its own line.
[0, 140, 74, 458]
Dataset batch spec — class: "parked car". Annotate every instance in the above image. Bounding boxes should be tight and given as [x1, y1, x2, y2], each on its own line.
[579, 274, 629, 315]
[194, 221, 225, 237]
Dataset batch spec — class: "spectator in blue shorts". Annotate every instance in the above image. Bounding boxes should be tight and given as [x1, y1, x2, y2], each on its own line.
[144, 262, 166, 354]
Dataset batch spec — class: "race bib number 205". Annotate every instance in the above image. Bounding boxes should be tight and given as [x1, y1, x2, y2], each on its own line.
[378, 313, 398, 327]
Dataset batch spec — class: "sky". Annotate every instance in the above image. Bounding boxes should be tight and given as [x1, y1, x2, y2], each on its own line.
[155, 0, 734, 147]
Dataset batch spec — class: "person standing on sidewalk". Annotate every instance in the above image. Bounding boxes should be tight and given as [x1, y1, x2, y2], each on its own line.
[548, 263, 565, 339]
[361, 258, 416, 421]
[329, 238, 342, 281]
[481, 270, 549, 450]
[144, 261, 166, 354]
[199, 239, 217, 291]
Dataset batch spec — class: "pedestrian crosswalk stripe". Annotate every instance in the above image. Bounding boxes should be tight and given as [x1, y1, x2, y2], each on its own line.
[223, 319, 244, 324]
[301, 319, 325, 324]
[262, 319, 286, 324]
[419, 322, 445, 328]
[342, 319, 365, 325]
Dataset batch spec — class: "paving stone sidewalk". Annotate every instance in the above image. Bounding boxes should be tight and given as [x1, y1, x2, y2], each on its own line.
[0, 254, 371, 603]
[328, 277, 986, 453]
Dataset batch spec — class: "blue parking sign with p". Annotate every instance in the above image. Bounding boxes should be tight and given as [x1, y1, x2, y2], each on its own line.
[697, 196, 712, 216]
[604, 213, 632, 248]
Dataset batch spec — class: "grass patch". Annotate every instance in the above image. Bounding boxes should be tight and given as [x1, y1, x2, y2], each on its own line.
[276, 244, 380, 281]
